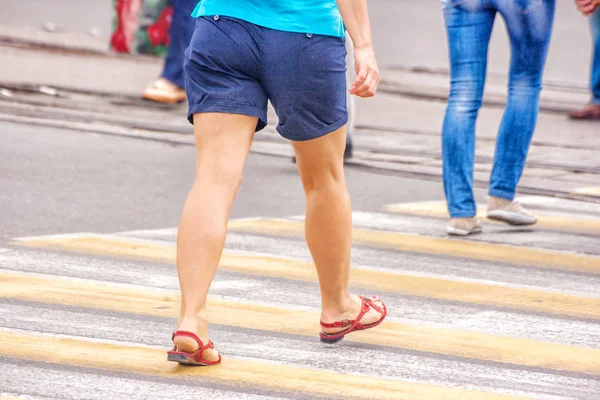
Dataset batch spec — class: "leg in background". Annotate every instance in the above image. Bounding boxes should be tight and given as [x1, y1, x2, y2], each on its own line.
[489, 1, 555, 201]
[441, 5, 496, 219]
[590, 8, 600, 105]
[568, 8, 600, 119]
[161, 0, 198, 88]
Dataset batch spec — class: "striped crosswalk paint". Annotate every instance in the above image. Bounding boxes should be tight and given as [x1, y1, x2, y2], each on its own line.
[12, 234, 600, 320]
[226, 218, 600, 274]
[3, 205, 600, 399]
[0, 330, 527, 400]
[2, 271, 599, 376]
[382, 200, 600, 235]
[572, 186, 600, 196]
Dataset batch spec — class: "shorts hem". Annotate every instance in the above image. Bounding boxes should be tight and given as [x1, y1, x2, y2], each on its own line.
[187, 103, 267, 131]
[279, 113, 349, 142]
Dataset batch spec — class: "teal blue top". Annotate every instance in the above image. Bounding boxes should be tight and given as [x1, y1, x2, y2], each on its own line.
[192, 0, 345, 38]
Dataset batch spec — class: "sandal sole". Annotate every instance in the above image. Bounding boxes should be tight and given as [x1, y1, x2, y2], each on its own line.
[167, 351, 221, 366]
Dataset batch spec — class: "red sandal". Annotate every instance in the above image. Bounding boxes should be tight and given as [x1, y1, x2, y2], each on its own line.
[319, 295, 387, 343]
[167, 331, 222, 366]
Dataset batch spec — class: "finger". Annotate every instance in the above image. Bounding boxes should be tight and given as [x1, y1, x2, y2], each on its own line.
[356, 80, 379, 98]
[354, 70, 374, 94]
[354, 69, 379, 97]
[350, 68, 368, 94]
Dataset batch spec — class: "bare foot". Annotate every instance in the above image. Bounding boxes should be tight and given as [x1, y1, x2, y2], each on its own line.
[320, 294, 385, 336]
[173, 315, 220, 363]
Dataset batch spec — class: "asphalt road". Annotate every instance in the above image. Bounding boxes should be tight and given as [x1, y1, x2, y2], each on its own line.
[0, 121, 444, 239]
[1, 119, 600, 399]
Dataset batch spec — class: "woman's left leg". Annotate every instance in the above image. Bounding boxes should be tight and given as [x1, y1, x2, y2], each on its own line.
[487, 0, 555, 224]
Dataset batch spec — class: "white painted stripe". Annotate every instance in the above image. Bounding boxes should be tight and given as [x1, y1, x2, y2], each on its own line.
[11, 229, 599, 299]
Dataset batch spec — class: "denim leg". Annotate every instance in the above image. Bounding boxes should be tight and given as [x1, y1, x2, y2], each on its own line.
[442, 5, 495, 218]
[160, 0, 197, 88]
[489, 1, 555, 200]
[590, 9, 600, 105]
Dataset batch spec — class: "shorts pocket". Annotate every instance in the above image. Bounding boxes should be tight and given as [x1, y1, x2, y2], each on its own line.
[509, 0, 543, 14]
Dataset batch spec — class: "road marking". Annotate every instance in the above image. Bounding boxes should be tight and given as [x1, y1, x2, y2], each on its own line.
[12, 235, 600, 320]
[225, 218, 600, 274]
[1, 272, 599, 376]
[381, 200, 600, 235]
[573, 187, 600, 196]
[0, 330, 526, 400]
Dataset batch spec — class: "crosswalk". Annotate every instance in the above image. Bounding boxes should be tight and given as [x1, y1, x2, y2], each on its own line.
[1, 196, 600, 399]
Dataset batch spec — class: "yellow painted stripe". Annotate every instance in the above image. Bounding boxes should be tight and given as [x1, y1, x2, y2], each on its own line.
[227, 219, 600, 274]
[0, 331, 525, 400]
[573, 187, 600, 196]
[1, 272, 599, 376]
[383, 201, 600, 236]
[14, 236, 600, 320]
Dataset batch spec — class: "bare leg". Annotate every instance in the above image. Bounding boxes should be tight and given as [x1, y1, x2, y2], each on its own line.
[174, 112, 256, 360]
[292, 126, 383, 332]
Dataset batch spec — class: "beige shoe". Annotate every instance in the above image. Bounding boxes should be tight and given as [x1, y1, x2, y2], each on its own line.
[142, 78, 186, 104]
[447, 218, 482, 236]
[486, 196, 537, 226]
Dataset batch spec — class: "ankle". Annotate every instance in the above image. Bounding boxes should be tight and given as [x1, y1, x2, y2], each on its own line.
[320, 291, 355, 320]
[488, 196, 512, 208]
[178, 309, 209, 333]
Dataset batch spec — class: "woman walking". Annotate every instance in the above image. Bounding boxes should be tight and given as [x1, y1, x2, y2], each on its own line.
[167, 0, 387, 365]
[441, 0, 555, 236]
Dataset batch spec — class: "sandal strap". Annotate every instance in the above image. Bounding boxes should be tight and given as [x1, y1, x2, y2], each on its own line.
[171, 330, 213, 352]
[363, 296, 385, 315]
[320, 296, 373, 330]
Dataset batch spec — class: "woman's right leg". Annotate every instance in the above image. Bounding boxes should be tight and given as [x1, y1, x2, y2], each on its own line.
[174, 112, 256, 360]
[441, 4, 495, 219]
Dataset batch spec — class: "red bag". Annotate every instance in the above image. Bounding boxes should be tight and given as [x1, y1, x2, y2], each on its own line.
[111, 0, 173, 56]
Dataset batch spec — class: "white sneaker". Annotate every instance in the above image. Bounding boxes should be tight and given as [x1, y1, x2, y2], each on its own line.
[486, 196, 537, 226]
[447, 218, 483, 236]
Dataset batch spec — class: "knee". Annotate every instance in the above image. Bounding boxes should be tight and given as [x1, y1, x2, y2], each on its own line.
[508, 75, 541, 98]
[447, 81, 484, 116]
[195, 166, 243, 192]
[298, 161, 345, 193]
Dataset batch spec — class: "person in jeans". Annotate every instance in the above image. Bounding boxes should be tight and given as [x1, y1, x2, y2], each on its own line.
[166, 0, 387, 366]
[569, 0, 600, 119]
[142, 0, 197, 103]
[441, 0, 555, 236]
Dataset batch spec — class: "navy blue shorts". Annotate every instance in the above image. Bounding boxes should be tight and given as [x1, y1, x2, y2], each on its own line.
[184, 16, 348, 141]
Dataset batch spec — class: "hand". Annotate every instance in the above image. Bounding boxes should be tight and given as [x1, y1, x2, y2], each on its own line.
[350, 46, 380, 98]
[575, 0, 598, 16]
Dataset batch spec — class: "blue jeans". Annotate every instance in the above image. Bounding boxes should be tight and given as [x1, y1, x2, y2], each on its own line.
[161, 0, 197, 89]
[441, 0, 555, 218]
[591, 8, 600, 105]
